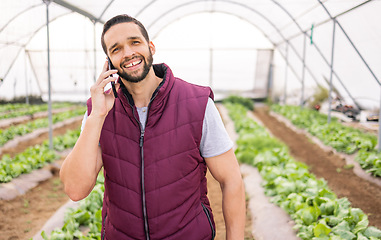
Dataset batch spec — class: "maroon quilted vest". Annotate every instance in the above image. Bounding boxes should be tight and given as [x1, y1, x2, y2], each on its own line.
[87, 63, 215, 240]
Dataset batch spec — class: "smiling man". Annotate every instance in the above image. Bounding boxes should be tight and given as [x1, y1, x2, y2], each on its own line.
[60, 14, 245, 240]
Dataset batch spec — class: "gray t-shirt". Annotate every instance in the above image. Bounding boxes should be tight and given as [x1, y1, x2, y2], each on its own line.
[81, 98, 233, 158]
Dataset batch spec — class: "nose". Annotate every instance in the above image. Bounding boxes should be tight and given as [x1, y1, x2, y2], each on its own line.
[122, 46, 135, 59]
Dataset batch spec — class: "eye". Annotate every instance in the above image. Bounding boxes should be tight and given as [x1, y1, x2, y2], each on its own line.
[132, 41, 140, 45]
[111, 47, 119, 53]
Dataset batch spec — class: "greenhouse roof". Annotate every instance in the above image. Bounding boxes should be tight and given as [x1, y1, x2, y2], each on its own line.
[1, 0, 380, 110]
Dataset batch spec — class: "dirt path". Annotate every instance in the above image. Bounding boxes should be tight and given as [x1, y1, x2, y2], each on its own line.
[0, 171, 69, 240]
[0, 117, 82, 159]
[0, 164, 253, 240]
[0, 118, 253, 240]
[207, 170, 254, 240]
[254, 107, 381, 229]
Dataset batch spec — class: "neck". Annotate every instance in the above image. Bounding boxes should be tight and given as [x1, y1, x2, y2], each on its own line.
[121, 67, 162, 108]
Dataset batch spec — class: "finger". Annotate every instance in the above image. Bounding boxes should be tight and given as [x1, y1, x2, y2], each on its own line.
[96, 61, 117, 85]
[96, 61, 109, 84]
[96, 70, 118, 87]
[98, 76, 117, 90]
[102, 60, 108, 72]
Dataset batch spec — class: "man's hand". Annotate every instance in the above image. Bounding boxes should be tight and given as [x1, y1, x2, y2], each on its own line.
[60, 60, 118, 201]
[90, 60, 119, 118]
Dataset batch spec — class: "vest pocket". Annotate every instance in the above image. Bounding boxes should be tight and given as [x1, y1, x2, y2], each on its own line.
[102, 214, 107, 240]
[201, 202, 216, 240]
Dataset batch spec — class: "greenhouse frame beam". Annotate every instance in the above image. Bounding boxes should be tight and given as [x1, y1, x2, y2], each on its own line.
[327, 19, 336, 124]
[136, 0, 158, 18]
[0, 12, 72, 88]
[316, 0, 381, 150]
[146, 0, 354, 108]
[0, 12, 72, 51]
[25, 50, 43, 96]
[283, 43, 289, 104]
[43, 0, 53, 150]
[300, 34, 306, 107]
[276, 1, 372, 47]
[307, 34, 362, 110]
[124, 0, 357, 109]
[1, 47, 23, 84]
[0, 3, 43, 35]
[271, 0, 363, 110]
[98, 0, 115, 20]
[51, 0, 103, 24]
[317, 0, 380, 86]
[276, 48, 303, 84]
[151, 10, 273, 42]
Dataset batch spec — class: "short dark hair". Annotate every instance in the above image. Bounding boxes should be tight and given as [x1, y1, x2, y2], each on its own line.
[101, 14, 150, 54]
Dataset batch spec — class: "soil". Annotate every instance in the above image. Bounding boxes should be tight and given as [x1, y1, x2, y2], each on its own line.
[2, 105, 381, 239]
[0, 168, 69, 240]
[207, 170, 254, 240]
[0, 115, 253, 240]
[254, 106, 381, 229]
[0, 118, 82, 159]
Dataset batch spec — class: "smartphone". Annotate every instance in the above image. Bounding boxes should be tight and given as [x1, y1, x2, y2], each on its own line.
[107, 57, 118, 98]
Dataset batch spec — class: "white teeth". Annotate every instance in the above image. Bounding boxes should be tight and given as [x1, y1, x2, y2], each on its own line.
[125, 60, 142, 68]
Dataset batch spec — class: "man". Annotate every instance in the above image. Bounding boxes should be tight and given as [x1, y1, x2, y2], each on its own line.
[60, 14, 245, 240]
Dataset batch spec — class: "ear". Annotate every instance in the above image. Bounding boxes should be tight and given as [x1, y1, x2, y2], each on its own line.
[149, 41, 156, 55]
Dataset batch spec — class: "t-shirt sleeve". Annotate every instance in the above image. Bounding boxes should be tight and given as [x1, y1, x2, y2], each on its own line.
[200, 98, 234, 158]
[80, 110, 88, 133]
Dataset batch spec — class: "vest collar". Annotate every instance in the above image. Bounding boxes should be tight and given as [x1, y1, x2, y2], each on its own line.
[117, 63, 175, 112]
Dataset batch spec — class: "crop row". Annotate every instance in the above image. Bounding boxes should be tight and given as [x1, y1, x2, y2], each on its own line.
[0, 102, 76, 120]
[0, 106, 86, 147]
[271, 105, 380, 177]
[224, 100, 381, 240]
[0, 128, 80, 183]
[41, 174, 105, 240]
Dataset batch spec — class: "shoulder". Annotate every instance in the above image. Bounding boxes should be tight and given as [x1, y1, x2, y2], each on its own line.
[173, 78, 214, 100]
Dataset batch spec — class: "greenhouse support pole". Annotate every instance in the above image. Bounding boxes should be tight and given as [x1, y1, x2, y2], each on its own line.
[44, 0, 53, 150]
[93, 20, 97, 83]
[209, 48, 213, 89]
[328, 19, 336, 124]
[283, 42, 289, 104]
[24, 50, 29, 105]
[379, 89, 381, 151]
[300, 34, 307, 108]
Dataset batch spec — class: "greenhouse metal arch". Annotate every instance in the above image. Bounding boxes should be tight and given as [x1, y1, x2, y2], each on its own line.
[1, 0, 381, 148]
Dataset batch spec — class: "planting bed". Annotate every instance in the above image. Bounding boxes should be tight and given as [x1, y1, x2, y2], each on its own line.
[254, 106, 381, 229]
[4, 102, 380, 240]
[0, 108, 254, 240]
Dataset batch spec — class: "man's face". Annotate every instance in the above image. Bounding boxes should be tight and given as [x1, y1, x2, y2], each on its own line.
[104, 22, 155, 83]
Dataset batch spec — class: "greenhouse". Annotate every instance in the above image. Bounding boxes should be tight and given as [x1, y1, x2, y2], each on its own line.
[1, 0, 381, 239]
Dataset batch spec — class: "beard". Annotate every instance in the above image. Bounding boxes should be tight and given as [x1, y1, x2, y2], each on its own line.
[118, 50, 153, 83]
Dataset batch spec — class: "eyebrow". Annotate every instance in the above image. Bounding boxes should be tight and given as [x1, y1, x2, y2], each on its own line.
[108, 36, 143, 52]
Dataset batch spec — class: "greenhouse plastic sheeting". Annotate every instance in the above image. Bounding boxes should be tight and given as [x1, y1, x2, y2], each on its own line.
[0, 0, 380, 110]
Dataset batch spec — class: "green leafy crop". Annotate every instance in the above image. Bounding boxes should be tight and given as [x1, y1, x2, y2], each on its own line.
[271, 104, 380, 177]
[0, 129, 80, 183]
[0, 106, 86, 146]
[41, 174, 105, 240]
[225, 101, 381, 240]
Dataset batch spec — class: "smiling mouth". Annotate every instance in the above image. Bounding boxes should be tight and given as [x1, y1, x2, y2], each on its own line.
[123, 59, 142, 68]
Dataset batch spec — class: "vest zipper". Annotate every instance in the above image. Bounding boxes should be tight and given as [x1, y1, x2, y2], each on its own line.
[102, 214, 107, 240]
[201, 202, 216, 240]
[124, 89, 160, 240]
[131, 106, 150, 240]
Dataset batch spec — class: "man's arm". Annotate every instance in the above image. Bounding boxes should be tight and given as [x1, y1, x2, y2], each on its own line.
[205, 148, 245, 240]
[60, 61, 118, 201]
[60, 116, 104, 201]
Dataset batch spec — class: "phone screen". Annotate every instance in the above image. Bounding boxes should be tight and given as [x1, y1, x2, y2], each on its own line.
[108, 57, 118, 98]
